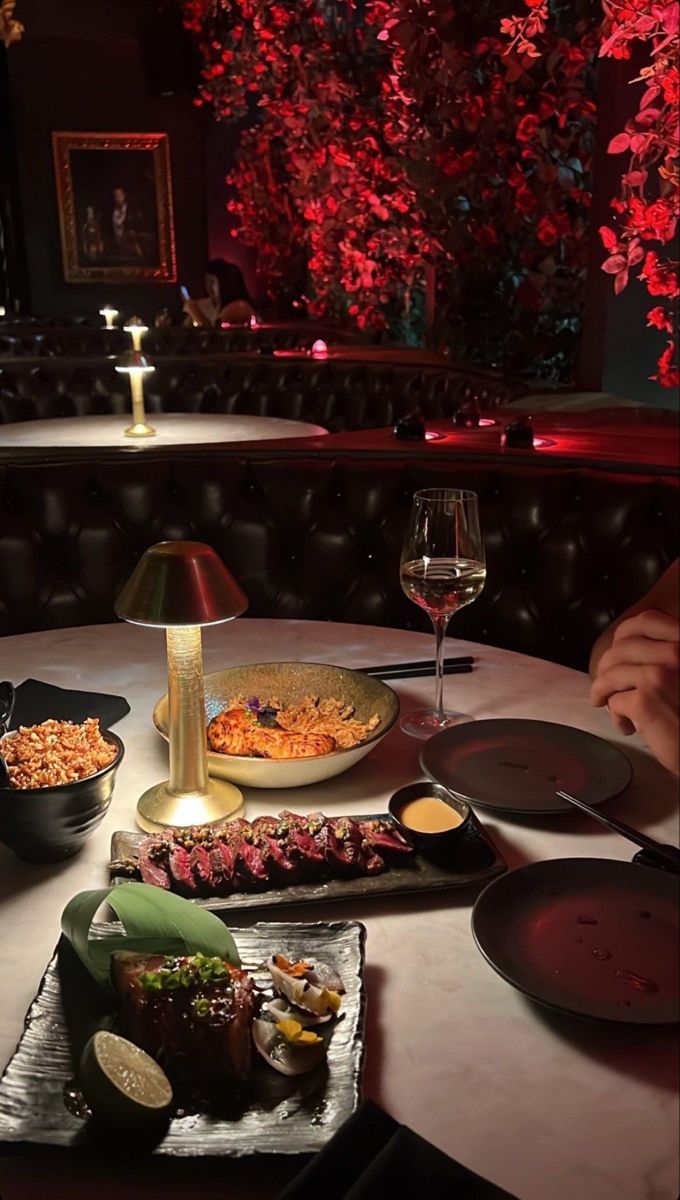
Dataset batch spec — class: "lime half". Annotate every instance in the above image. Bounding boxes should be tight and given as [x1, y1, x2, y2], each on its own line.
[79, 1030, 173, 1126]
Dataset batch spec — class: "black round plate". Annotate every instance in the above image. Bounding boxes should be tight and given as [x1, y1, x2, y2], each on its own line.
[472, 858, 679, 1024]
[420, 718, 632, 814]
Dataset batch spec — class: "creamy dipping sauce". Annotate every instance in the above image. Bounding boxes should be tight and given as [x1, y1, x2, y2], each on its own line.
[398, 796, 465, 834]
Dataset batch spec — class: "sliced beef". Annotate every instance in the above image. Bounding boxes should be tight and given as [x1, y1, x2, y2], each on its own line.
[138, 840, 171, 890]
[208, 845, 234, 895]
[190, 843, 213, 894]
[168, 844, 196, 894]
[236, 840, 270, 889]
[360, 819, 414, 856]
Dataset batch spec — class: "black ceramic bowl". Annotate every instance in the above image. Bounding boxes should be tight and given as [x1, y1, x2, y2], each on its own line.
[0, 731, 124, 863]
[389, 780, 471, 856]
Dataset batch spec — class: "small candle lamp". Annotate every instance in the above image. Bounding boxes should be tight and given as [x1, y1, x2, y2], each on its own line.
[123, 315, 148, 352]
[115, 350, 156, 438]
[310, 338, 329, 359]
[250, 314, 259, 329]
[99, 305, 119, 330]
[115, 541, 248, 832]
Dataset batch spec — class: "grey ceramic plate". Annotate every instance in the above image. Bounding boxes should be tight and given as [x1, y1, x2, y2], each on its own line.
[0, 920, 366, 1157]
[472, 858, 680, 1023]
[109, 812, 506, 909]
[421, 719, 632, 815]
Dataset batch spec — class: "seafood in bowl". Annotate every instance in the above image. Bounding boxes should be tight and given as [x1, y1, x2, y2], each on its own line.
[153, 662, 399, 788]
[207, 695, 380, 760]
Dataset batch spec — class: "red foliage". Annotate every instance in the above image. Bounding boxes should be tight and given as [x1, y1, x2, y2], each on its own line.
[180, 0, 599, 376]
[503, 0, 679, 386]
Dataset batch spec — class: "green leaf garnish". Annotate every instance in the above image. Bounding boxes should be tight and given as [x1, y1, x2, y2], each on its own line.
[61, 882, 241, 991]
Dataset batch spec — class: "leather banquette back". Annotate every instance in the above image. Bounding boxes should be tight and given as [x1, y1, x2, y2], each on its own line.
[0, 357, 516, 431]
[0, 451, 676, 670]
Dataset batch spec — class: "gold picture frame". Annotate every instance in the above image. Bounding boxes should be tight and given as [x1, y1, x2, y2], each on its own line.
[52, 132, 177, 283]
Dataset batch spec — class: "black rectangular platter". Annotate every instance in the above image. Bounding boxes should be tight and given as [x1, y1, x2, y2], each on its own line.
[0, 920, 365, 1157]
[109, 812, 506, 911]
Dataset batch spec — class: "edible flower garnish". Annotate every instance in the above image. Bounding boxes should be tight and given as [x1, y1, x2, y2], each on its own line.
[275, 1019, 323, 1047]
[273, 954, 314, 978]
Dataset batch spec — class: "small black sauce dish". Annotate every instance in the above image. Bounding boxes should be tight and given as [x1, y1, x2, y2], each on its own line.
[389, 780, 471, 858]
[0, 730, 124, 864]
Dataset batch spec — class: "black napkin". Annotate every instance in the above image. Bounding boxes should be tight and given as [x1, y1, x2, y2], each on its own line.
[8, 679, 130, 731]
[277, 1100, 518, 1199]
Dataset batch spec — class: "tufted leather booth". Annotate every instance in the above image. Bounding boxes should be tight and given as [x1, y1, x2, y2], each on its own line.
[0, 323, 367, 359]
[0, 356, 516, 432]
[0, 450, 676, 669]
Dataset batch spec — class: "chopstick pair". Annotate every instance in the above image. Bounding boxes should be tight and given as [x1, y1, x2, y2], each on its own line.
[361, 657, 474, 681]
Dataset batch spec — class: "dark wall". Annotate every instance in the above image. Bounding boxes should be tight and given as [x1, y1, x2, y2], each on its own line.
[7, 0, 208, 321]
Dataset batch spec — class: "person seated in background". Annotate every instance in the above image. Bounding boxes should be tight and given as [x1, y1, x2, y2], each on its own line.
[590, 559, 679, 776]
[183, 259, 255, 327]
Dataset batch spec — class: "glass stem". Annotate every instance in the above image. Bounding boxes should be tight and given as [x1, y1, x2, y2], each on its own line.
[431, 613, 451, 721]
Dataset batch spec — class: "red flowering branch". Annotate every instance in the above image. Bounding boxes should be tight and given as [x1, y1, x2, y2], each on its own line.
[502, 0, 679, 387]
[180, 0, 432, 329]
[180, 0, 599, 377]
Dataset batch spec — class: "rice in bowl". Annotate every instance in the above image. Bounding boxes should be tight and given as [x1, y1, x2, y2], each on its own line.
[2, 718, 117, 790]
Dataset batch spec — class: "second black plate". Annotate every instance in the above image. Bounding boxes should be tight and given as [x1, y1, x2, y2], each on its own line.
[472, 857, 679, 1023]
[420, 718, 632, 815]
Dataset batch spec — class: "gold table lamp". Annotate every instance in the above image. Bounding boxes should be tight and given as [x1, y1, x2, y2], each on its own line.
[99, 305, 119, 329]
[115, 350, 156, 438]
[123, 315, 149, 352]
[115, 541, 248, 832]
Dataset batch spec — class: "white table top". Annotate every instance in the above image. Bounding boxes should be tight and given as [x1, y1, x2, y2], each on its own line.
[0, 413, 328, 448]
[0, 619, 677, 1200]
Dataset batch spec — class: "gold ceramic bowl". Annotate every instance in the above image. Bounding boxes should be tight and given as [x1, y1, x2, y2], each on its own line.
[153, 661, 399, 789]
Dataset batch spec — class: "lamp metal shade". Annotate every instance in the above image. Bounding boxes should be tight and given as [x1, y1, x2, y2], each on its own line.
[115, 350, 155, 374]
[123, 315, 148, 332]
[115, 541, 248, 627]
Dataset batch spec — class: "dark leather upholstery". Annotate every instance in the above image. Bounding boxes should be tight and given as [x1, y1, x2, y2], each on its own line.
[0, 357, 516, 431]
[0, 452, 676, 669]
[0, 324, 365, 358]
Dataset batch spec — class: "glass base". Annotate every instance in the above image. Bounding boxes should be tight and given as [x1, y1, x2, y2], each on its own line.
[400, 709, 475, 740]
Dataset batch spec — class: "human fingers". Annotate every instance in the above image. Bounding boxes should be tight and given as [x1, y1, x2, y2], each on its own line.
[609, 711, 636, 736]
[613, 609, 680, 646]
[591, 662, 679, 710]
[608, 688, 680, 775]
[598, 635, 680, 676]
[591, 664, 643, 708]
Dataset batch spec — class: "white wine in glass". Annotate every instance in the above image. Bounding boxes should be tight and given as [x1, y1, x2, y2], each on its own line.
[399, 489, 485, 738]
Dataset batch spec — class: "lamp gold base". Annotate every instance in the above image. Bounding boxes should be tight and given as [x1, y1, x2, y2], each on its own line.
[124, 422, 156, 438]
[135, 778, 244, 833]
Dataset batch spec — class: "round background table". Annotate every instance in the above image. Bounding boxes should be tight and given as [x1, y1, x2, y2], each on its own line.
[0, 619, 677, 1200]
[0, 413, 328, 448]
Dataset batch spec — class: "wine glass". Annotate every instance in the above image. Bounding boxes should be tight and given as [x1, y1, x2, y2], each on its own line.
[399, 488, 485, 738]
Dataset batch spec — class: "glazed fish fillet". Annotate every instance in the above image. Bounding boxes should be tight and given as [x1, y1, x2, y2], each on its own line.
[111, 951, 255, 1086]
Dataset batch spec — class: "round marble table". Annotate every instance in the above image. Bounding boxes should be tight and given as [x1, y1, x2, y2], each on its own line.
[0, 620, 677, 1200]
[0, 413, 328, 449]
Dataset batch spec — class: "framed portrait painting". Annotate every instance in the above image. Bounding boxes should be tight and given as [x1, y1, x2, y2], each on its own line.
[52, 132, 177, 283]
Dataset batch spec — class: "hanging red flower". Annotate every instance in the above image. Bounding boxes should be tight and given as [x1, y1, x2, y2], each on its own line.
[502, 0, 679, 387]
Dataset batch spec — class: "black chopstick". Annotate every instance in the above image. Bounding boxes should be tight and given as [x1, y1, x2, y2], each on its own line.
[361, 656, 473, 676]
[368, 664, 474, 680]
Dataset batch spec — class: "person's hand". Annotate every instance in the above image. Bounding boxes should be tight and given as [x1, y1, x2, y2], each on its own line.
[590, 609, 679, 775]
